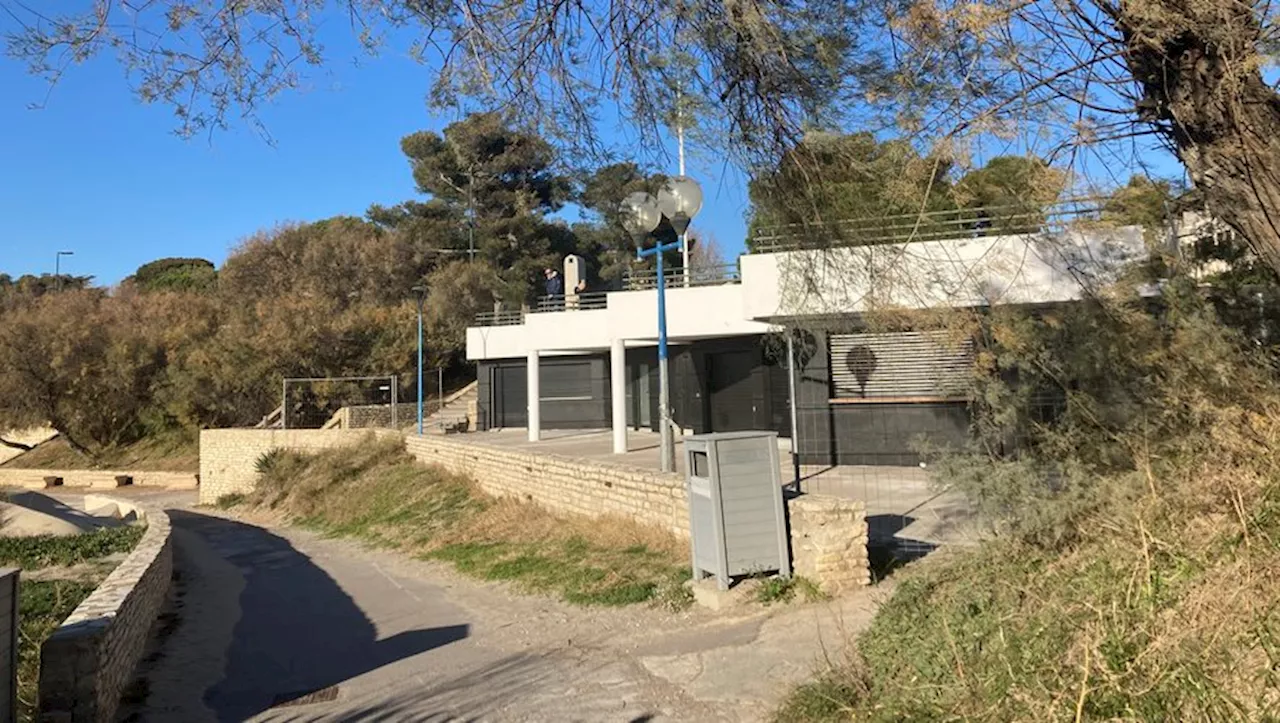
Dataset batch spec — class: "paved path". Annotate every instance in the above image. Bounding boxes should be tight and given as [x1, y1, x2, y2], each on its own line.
[101, 490, 884, 722]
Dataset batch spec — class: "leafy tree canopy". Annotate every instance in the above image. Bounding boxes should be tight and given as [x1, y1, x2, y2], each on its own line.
[128, 257, 217, 293]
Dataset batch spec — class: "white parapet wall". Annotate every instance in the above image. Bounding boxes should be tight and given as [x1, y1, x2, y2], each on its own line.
[467, 283, 772, 360]
[467, 228, 1145, 360]
[739, 227, 1148, 320]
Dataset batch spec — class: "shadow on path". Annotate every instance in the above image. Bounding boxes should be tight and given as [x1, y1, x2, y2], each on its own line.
[167, 510, 469, 722]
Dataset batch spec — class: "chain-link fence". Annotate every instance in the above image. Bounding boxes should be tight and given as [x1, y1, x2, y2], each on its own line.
[281, 376, 400, 430]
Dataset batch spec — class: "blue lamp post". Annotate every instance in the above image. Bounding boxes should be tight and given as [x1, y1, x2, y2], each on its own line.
[621, 177, 703, 473]
[412, 285, 427, 435]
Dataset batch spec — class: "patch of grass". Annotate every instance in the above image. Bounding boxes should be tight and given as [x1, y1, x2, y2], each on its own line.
[212, 492, 245, 510]
[18, 579, 97, 721]
[653, 576, 696, 612]
[755, 575, 828, 606]
[2, 432, 199, 472]
[12, 524, 141, 721]
[773, 673, 865, 723]
[425, 539, 680, 607]
[0, 526, 144, 569]
[244, 435, 688, 607]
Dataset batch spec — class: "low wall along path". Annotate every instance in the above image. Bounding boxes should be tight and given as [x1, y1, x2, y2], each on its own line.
[0, 469, 197, 491]
[39, 498, 173, 722]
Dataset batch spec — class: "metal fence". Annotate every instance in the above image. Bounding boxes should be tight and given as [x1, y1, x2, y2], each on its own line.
[281, 375, 400, 430]
[474, 308, 525, 326]
[623, 264, 741, 290]
[531, 291, 609, 313]
[752, 198, 1109, 253]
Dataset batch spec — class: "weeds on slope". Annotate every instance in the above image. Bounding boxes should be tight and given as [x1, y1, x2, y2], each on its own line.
[241, 438, 690, 607]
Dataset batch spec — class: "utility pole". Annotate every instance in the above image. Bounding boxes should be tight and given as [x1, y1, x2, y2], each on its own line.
[467, 168, 476, 263]
[676, 89, 690, 287]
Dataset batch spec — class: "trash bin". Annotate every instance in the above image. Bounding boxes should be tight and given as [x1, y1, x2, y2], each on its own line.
[684, 431, 792, 590]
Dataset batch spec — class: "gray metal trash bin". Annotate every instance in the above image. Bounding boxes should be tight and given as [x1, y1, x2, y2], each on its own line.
[684, 431, 792, 590]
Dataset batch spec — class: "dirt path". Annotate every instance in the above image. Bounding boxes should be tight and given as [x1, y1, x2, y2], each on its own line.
[116, 493, 885, 722]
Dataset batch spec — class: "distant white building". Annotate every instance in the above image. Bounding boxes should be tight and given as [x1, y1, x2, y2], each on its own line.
[1175, 210, 1245, 279]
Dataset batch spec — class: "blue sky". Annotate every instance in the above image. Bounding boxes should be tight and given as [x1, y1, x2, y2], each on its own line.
[0, 39, 752, 286]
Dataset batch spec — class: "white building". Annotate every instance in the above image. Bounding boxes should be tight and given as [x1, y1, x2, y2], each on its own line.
[465, 222, 1148, 466]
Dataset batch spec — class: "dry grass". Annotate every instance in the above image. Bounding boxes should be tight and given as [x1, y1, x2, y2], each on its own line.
[452, 494, 685, 558]
[3, 433, 199, 472]
[241, 436, 690, 607]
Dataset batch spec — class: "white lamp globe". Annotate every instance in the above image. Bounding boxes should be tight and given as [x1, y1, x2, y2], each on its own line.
[656, 176, 704, 234]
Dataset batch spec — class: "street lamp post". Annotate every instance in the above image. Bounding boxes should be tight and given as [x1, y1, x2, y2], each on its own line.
[412, 285, 427, 435]
[54, 250, 73, 291]
[620, 178, 703, 473]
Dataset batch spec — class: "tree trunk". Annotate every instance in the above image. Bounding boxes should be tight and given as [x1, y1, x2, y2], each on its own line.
[1118, 0, 1280, 276]
[46, 419, 96, 462]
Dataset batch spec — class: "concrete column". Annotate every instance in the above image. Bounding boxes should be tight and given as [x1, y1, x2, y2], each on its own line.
[527, 349, 541, 442]
[610, 338, 628, 454]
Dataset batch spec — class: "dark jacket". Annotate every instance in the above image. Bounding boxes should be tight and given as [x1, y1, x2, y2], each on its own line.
[545, 274, 564, 296]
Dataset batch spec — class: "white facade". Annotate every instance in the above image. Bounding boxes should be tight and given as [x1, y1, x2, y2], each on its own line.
[466, 225, 1147, 450]
[468, 225, 1147, 361]
[741, 227, 1147, 320]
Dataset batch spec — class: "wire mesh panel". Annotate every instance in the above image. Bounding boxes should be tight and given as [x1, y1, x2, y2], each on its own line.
[281, 376, 400, 430]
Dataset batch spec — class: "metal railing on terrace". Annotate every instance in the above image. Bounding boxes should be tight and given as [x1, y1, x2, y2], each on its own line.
[623, 263, 741, 290]
[750, 198, 1108, 253]
[473, 292, 609, 326]
[530, 291, 609, 313]
[474, 308, 525, 326]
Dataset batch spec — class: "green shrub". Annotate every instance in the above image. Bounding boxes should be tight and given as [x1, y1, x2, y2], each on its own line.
[755, 575, 827, 606]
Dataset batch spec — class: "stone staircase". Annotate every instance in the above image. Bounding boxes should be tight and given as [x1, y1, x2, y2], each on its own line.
[416, 381, 478, 434]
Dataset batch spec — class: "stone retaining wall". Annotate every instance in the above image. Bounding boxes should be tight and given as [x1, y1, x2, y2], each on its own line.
[38, 501, 172, 722]
[0, 469, 197, 491]
[196, 429, 870, 592]
[198, 428, 400, 504]
[788, 494, 871, 592]
[403, 435, 870, 591]
[404, 434, 690, 537]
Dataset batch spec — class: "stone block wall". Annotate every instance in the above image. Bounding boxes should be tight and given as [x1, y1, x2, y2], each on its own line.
[198, 429, 399, 504]
[788, 494, 871, 592]
[404, 434, 691, 537]
[38, 502, 172, 722]
[0, 469, 198, 491]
